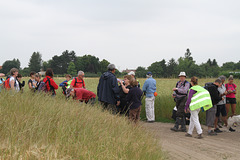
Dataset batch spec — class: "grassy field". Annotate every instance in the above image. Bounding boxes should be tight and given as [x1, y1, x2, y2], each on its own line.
[52, 77, 240, 124]
[0, 91, 164, 159]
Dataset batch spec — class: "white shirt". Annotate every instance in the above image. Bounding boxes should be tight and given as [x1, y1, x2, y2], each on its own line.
[10, 76, 20, 92]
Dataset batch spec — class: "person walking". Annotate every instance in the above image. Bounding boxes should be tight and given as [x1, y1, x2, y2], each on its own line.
[225, 76, 237, 117]
[171, 72, 191, 132]
[205, 79, 223, 136]
[97, 64, 120, 114]
[142, 72, 156, 122]
[70, 71, 86, 89]
[43, 68, 58, 96]
[185, 77, 212, 139]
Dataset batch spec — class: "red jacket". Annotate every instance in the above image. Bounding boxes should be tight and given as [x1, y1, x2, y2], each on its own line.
[71, 78, 85, 88]
[74, 88, 96, 102]
[43, 76, 58, 94]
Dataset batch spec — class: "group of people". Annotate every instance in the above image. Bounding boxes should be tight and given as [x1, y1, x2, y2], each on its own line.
[171, 72, 237, 139]
[0, 64, 157, 123]
[0, 66, 237, 128]
[97, 64, 157, 123]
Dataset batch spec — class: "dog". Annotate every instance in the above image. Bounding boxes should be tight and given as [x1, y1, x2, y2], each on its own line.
[227, 115, 240, 129]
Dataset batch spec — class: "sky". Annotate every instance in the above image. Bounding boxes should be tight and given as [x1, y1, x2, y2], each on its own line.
[1, 0, 240, 71]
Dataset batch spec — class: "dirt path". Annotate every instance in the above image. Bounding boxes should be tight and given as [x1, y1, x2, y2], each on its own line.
[142, 122, 240, 160]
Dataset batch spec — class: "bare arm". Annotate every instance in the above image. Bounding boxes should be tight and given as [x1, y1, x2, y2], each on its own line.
[10, 79, 15, 90]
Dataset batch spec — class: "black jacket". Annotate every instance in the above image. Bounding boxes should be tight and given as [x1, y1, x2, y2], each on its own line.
[97, 71, 120, 105]
[207, 84, 222, 105]
[126, 86, 143, 110]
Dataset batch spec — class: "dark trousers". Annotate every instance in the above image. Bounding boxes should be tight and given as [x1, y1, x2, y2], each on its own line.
[129, 106, 141, 123]
[176, 96, 187, 118]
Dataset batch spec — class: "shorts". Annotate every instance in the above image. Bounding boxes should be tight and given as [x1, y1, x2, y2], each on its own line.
[216, 104, 227, 117]
[226, 98, 236, 104]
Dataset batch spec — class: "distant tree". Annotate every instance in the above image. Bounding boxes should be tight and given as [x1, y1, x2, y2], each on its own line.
[100, 59, 110, 73]
[167, 58, 178, 77]
[221, 62, 235, 71]
[42, 61, 51, 71]
[20, 67, 30, 77]
[67, 62, 77, 76]
[148, 61, 163, 78]
[159, 59, 167, 77]
[135, 66, 147, 78]
[1, 58, 21, 74]
[75, 55, 100, 73]
[28, 52, 42, 72]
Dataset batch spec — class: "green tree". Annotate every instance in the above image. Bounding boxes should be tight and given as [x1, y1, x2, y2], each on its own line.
[148, 62, 163, 78]
[1, 59, 21, 74]
[29, 52, 42, 72]
[67, 62, 77, 76]
[135, 66, 147, 78]
[167, 58, 178, 78]
[100, 59, 110, 73]
[75, 55, 100, 73]
[221, 62, 235, 71]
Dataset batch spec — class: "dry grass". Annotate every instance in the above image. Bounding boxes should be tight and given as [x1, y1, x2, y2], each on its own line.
[0, 91, 164, 159]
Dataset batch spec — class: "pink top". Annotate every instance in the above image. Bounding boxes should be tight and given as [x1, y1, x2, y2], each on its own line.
[225, 83, 237, 98]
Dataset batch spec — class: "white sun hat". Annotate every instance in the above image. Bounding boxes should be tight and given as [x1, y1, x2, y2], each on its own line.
[128, 71, 135, 76]
[178, 72, 187, 77]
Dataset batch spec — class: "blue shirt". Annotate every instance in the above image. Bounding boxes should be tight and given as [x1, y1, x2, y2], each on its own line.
[0, 78, 4, 92]
[142, 77, 156, 97]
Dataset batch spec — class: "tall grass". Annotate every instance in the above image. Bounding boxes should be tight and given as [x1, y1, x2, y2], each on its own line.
[0, 91, 164, 159]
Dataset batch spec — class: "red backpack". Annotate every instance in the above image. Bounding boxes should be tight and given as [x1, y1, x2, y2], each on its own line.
[3, 76, 11, 89]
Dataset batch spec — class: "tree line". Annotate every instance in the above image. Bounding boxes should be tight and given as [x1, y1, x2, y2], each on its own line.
[1, 49, 240, 78]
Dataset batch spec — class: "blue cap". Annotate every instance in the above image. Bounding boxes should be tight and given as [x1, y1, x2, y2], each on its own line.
[147, 72, 152, 75]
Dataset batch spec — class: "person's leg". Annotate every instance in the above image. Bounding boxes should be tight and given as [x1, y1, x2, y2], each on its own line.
[178, 97, 187, 131]
[145, 98, 151, 121]
[194, 109, 203, 135]
[225, 103, 230, 117]
[187, 110, 196, 135]
[135, 107, 141, 124]
[151, 96, 155, 121]
[206, 105, 217, 135]
[231, 104, 236, 116]
[214, 105, 220, 129]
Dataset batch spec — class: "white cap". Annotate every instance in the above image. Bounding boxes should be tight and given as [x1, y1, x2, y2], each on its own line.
[178, 72, 187, 77]
[128, 71, 135, 76]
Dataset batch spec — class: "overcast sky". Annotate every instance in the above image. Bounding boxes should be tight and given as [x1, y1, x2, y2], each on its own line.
[1, 0, 240, 71]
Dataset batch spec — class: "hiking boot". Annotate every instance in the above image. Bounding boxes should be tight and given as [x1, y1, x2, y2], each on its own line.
[179, 128, 187, 132]
[214, 128, 223, 133]
[195, 134, 203, 139]
[185, 133, 192, 137]
[179, 117, 186, 132]
[171, 117, 180, 132]
[208, 130, 217, 136]
[170, 127, 178, 132]
[229, 127, 236, 132]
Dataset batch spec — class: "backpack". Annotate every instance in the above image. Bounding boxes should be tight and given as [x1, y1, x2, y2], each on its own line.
[43, 78, 55, 95]
[3, 76, 16, 89]
[74, 78, 84, 87]
[61, 82, 68, 95]
[35, 81, 47, 93]
[175, 80, 191, 96]
[204, 82, 214, 90]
